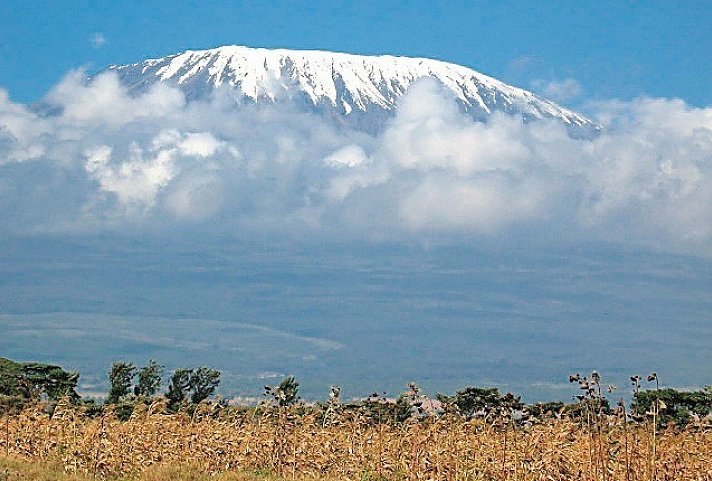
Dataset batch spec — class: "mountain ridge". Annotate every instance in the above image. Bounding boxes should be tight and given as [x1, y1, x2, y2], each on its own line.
[106, 45, 598, 135]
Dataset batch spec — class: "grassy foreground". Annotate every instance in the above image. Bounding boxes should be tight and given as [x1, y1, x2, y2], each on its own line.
[0, 456, 301, 481]
[2, 401, 712, 481]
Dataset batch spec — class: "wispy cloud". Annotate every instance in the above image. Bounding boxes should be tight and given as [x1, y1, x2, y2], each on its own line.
[506, 56, 541, 76]
[89, 32, 107, 49]
[534, 78, 583, 103]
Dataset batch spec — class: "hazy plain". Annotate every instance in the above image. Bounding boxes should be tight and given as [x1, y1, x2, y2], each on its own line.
[1, 236, 710, 401]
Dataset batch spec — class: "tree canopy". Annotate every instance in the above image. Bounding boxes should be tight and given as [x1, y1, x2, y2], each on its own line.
[0, 357, 79, 412]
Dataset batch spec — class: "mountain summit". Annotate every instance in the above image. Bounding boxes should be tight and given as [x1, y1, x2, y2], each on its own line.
[107, 45, 597, 135]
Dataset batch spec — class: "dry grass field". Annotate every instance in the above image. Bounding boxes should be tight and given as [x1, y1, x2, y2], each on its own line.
[0, 456, 294, 481]
[1, 400, 711, 481]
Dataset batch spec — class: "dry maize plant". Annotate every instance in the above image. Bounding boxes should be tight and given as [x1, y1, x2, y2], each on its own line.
[1, 397, 711, 481]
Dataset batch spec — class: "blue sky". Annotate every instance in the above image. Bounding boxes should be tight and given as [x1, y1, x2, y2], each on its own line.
[1, 0, 710, 105]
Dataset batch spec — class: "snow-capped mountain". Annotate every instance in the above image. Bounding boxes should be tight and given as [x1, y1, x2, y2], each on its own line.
[107, 45, 598, 135]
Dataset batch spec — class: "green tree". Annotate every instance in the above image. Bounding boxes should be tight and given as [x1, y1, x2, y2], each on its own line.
[265, 376, 300, 407]
[437, 386, 503, 418]
[107, 362, 136, 404]
[188, 367, 221, 404]
[134, 360, 163, 397]
[1, 357, 79, 412]
[166, 368, 193, 410]
[632, 388, 712, 426]
[19, 363, 80, 402]
[357, 391, 411, 425]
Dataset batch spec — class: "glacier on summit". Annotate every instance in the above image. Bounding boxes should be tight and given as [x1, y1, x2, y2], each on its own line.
[107, 45, 599, 136]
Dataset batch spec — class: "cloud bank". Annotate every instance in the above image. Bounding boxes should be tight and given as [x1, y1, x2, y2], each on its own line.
[534, 78, 582, 102]
[1, 72, 711, 253]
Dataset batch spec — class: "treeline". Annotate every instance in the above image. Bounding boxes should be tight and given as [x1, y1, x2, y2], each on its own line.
[0, 357, 80, 412]
[102, 360, 223, 418]
[106, 361, 220, 407]
[1, 356, 711, 427]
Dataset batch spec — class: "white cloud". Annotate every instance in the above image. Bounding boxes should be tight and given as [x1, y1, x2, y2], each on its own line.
[399, 175, 550, 233]
[324, 145, 369, 168]
[83, 141, 174, 211]
[1, 71, 712, 254]
[45, 71, 185, 125]
[0, 89, 49, 162]
[535, 78, 582, 103]
[177, 132, 222, 157]
[163, 169, 225, 220]
[90, 33, 106, 49]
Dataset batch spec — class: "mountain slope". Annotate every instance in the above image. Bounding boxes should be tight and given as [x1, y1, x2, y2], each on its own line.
[107, 45, 598, 135]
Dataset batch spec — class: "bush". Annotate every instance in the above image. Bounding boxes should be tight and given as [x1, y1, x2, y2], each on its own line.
[633, 388, 712, 427]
